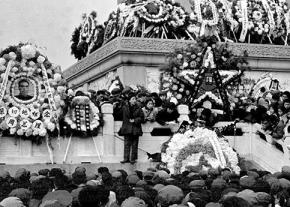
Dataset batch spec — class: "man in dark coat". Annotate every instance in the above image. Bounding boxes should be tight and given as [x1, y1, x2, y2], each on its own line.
[119, 92, 144, 164]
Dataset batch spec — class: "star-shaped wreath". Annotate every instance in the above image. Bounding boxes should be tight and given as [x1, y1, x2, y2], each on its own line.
[160, 36, 249, 116]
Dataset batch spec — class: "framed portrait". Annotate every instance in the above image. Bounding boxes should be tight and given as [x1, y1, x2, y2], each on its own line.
[8, 73, 41, 106]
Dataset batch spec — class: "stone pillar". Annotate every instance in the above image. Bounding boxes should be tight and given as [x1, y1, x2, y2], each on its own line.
[177, 104, 190, 123]
[101, 103, 115, 160]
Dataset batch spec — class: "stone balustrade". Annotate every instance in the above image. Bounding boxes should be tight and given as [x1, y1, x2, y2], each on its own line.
[0, 104, 289, 173]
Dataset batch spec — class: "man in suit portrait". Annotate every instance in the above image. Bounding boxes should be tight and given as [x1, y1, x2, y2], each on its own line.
[16, 79, 33, 101]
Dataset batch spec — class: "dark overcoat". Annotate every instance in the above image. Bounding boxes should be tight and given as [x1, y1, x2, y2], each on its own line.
[118, 102, 144, 136]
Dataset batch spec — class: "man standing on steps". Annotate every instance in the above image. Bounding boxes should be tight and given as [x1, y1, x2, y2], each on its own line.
[118, 92, 144, 164]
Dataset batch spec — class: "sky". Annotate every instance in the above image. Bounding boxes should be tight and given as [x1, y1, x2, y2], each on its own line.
[0, 0, 117, 71]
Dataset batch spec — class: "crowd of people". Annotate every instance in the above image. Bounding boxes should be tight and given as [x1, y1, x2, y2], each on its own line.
[87, 85, 290, 139]
[1, 164, 290, 206]
[231, 90, 290, 139]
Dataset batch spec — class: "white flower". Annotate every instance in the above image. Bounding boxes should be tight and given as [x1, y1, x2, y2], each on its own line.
[0, 58, 6, 65]
[17, 129, 24, 136]
[183, 62, 188, 68]
[67, 89, 74, 96]
[37, 56, 45, 64]
[29, 61, 36, 66]
[47, 122, 55, 131]
[54, 73, 62, 82]
[177, 54, 183, 59]
[39, 129, 47, 136]
[9, 52, 16, 60]
[252, 11, 262, 21]
[0, 65, 6, 72]
[21, 44, 37, 59]
[10, 128, 16, 135]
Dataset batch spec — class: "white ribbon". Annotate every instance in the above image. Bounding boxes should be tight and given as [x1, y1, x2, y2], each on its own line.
[208, 132, 227, 168]
[239, 0, 248, 42]
[40, 64, 58, 122]
[0, 61, 13, 102]
[261, 0, 275, 35]
[285, 11, 290, 44]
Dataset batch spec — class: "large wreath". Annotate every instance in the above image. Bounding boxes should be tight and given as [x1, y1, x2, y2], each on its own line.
[0, 43, 67, 144]
[71, 11, 105, 60]
[159, 37, 248, 114]
[233, 0, 290, 44]
[104, 0, 192, 41]
[64, 94, 101, 136]
[162, 127, 240, 174]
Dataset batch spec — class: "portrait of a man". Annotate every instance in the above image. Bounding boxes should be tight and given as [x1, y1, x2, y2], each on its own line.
[15, 79, 34, 101]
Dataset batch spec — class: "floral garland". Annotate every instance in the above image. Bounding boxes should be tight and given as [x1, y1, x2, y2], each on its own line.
[233, 0, 290, 44]
[162, 127, 240, 174]
[160, 37, 248, 114]
[104, 0, 192, 41]
[64, 95, 101, 136]
[71, 11, 105, 60]
[0, 43, 67, 144]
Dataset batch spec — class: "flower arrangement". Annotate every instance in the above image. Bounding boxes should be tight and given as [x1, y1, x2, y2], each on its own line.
[104, 0, 192, 41]
[160, 37, 248, 114]
[64, 94, 101, 136]
[162, 127, 240, 174]
[233, 0, 290, 44]
[187, 0, 238, 40]
[0, 43, 67, 144]
[71, 11, 105, 60]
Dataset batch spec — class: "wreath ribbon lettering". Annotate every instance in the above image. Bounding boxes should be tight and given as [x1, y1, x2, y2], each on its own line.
[239, 0, 248, 42]
[261, 0, 275, 35]
[0, 61, 13, 102]
[40, 64, 58, 121]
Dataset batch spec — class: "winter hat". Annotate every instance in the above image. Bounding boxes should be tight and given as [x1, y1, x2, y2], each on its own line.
[126, 174, 140, 185]
[239, 176, 256, 189]
[153, 184, 165, 191]
[211, 178, 227, 189]
[40, 200, 64, 207]
[121, 197, 146, 207]
[0, 197, 25, 207]
[9, 188, 31, 203]
[236, 189, 258, 206]
[136, 180, 147, 187]
[279, 178, 290, 189]
[256, 192, 271, 206]
[189, 180, 205, 189]
[157, 185, 184, 206]
[42, 190, 72, 207]
[156, 170, 170, 179]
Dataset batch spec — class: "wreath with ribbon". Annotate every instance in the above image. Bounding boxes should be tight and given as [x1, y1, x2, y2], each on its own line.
[103, 0, 192, 41]
[233, 0, 290, 44]
[159, 37, 248, 115]
[0, 43, 67, 144]
[71, 11, 105, 60]
[162, 127, 240, 174]
[64, 95, 101, 137]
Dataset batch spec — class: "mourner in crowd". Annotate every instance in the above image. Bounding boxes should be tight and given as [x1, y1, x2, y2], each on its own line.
[0, 164, 290, 207]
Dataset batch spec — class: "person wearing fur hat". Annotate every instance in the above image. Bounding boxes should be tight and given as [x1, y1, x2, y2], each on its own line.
[118, 92, 144, 164]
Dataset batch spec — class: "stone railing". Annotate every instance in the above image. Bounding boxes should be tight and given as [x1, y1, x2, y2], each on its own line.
[0, 104, 190, 164]
[219, 122, 290, 173]
[0, 103, 289, 173]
